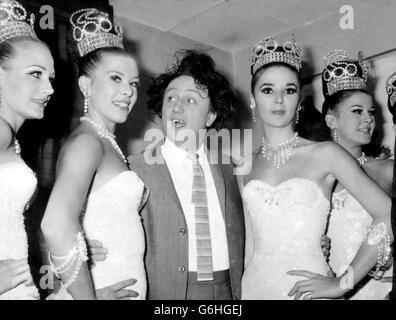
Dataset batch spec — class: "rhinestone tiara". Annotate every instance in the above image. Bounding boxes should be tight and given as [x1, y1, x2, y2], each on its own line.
[0, 0, 37, 43]
[386, 72, 396, 108]
[251, 34, 302, 75]
[322, 49, 368, 96]
[70, 8, 124, 57]
[386, 72, 396, 96]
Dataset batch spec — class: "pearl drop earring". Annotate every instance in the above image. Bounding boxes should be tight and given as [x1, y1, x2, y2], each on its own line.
[83, 92, 89, 115]
[250, 103, 256, 122]
[295, 104, 302, 124]
[332, 128, 338, 143]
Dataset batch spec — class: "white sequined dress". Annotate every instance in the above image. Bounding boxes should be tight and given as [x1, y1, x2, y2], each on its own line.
[327, 189, 392, 300]
[52, 170, 147, 300]
[83, 171, 146, 299]
[241, 178, 331, 300]
[0, 159, 39, 300]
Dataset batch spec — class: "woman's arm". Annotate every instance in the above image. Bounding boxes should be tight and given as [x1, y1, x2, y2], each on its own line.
[289, 142, 392, 299]
[41, 133, 103, 300]
[334, 150, 392, 290]
[372, 159, 394, 196]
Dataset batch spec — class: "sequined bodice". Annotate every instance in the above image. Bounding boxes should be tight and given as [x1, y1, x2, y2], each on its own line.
[241, 178, 331, 299]
[0, 159, 39, 300]
[328, 189, 392, 299]
[329, 189, 372, 275]
[82, 170, 146, 299]
[243, 178, 330, 255]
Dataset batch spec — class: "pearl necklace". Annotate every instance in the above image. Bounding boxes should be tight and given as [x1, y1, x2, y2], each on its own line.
[261, 132, 299, 169]
[357, 152, 368, 166]
[80, 116, 127, 164]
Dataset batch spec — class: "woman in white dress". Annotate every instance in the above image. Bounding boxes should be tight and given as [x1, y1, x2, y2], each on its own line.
[323, 50, 393, 299]
[0, 0, 55, 299]
[41, 8, 146, 300]
[240, 35, 393, 300]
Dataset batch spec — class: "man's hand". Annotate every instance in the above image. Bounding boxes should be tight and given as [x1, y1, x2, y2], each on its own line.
[87, 239, 108, 264]
[321, 234, 331, 259]
[0, 259, 33, 295]
[96, 279, 139, 300]
[87, 240, 139, 300]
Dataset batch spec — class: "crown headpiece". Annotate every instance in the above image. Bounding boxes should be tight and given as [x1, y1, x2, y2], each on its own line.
[386, 72, 396, 109]
[70, 8, 124, 57]
[251, 34, 302, 75]
[386, 72, 396, 97]
[0, 0, 37, 43]
[322, 50, 368, 97]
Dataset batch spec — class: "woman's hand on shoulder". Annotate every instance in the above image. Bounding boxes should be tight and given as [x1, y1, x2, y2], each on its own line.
[233, 148, 260, 177]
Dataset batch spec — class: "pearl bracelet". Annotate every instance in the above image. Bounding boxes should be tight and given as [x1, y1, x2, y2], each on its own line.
[49, 232, 89, 288]
[367, 224, 392, 279]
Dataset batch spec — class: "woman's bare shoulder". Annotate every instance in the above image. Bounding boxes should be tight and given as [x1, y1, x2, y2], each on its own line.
[57, 130, 104, 171]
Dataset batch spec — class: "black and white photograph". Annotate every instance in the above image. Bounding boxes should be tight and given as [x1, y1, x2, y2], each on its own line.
[1, 0, 396, 312]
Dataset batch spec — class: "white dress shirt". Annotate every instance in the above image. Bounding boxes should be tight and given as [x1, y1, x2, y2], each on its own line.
[161, 138, 230, 272]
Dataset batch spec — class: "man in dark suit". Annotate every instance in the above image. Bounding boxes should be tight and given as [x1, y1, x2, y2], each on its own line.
[128, 50, 245, 300]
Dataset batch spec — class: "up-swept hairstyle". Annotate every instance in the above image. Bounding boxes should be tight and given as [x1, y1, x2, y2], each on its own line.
[0, 36, 48, 70]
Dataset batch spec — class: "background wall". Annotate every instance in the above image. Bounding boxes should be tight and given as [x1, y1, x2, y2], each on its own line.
[114, 17, 234, 155]
[113, 1, 396, 156]
[12, 0, 395, 297]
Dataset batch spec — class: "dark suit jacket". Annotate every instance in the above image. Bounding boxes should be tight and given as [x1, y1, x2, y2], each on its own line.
[129, 144, 245, 300]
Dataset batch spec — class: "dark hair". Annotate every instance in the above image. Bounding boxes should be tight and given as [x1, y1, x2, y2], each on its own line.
[77, 46, 133, 78]
[322, 89, 369, 116]
[146, 50, 237, 130]
[250, 62, 302, 94]
[0, 36, 48, 69]
[321, 89, 370, 141]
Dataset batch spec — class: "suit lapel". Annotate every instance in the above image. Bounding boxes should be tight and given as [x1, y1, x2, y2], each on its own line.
[153, 146, 185, 219]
